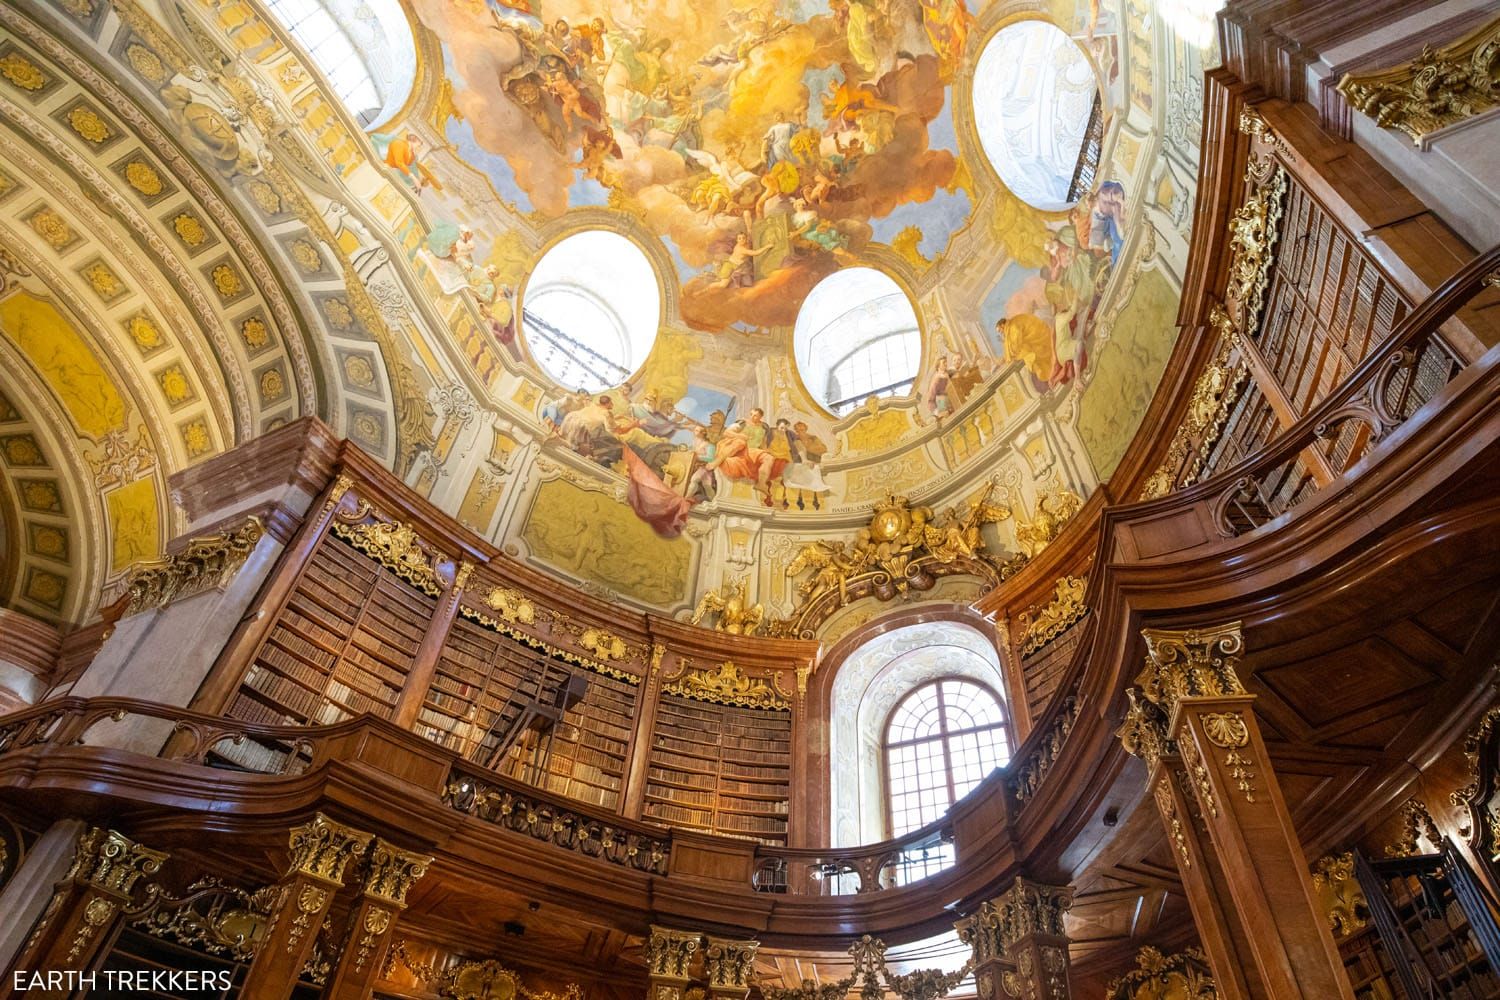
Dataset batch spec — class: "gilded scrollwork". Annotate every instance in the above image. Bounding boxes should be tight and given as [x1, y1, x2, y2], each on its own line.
[1013, 695, 1081, 803]
[362, 840, 432, 906]
[119, 516, 265, 615]
[127, 877, 277, 961]
[1155, 776, 1192, 869]
[1337, 18, 1500, 147]
[1017, 577, 1088, 656]
[1104, 946, 1216, 1000]
[1310, 853, 1368, 938]
[1386, 798, 1443, 858]
[1013, 485, 1084, 560]
[663, 660, 788, 711]
[1135, 622, 1247, 718]
[484, 585, 536, 625]
[1202, 711, 1257, 803]
[645, 926, 701, 980]
[331, 516, 444, 596]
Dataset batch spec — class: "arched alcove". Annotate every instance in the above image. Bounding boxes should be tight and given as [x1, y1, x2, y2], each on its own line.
[828, 619, 1011, 846]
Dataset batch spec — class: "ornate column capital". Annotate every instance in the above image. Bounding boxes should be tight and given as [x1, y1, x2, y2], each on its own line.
[362, 839, 433, 906]
[1136, 622, 1247, 719]
[646, 926, 702, 981]
[286, 812, 373, 885]
[65, 827, 168, 898]
[704, 936, 760, 997]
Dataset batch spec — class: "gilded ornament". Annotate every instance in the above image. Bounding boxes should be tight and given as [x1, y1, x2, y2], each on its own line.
[646, 927, 701, 980]
[82, 261, 124, 300]
[259, 368, 285, 401]
[1203, 711, 1257, 803]
[1386, 798, 1442, 858]
[171, 213, 207, 247]
[88, 426, 156, 489]
[1017, 576, 1088, 656]
[353, 412, 381, 443]
[1154, 777, 1192, 869]
[362, 840, 431, 905]
[0, 53, 47, 92]
[3, 435, 44, 465]
[27, 207, 72, 250]
[1337, 18, 1500, 146]
[484, 585, 536, 624]
[1013, 485, 1084, 559]
[691, 577, 765, 636]
[126, 877, 276, 962]
[240, 316, 269, 350]
[181, 419, 211, 456]
[66, 897, 117, 962]
[29, 524, 67, 558]
[781, 482, 1013, 634]
[290, 239, 322, 273]
[1223, 167, 1287, 330]
[209, 263, 243, 298]
[323, 297, 354, 329]
[343, 354, 376, 387]
[124, 160, 163, 197]
[248, 180, 282, 215]
[579, 627, 628, 662]
[119, 516, 265, 615]
[1178, 737, 1217, 819]
[156, 366, 193, 405]
[1104, 947, 1216, 1000]
[66, 827, 168, 896]
[67, 105, 112, 143]
[1012, 695, 1081, 803]
[286, 813, 372, 883]
[663, 660, 788, 710]
[331, 516, 444, 596]
[20, 480, 61, 512]
[126, 314, 163, 352]
[124, 44, 167, 84]
[1135, 622, 1247, 716]
[1310, 853, 1368, 938]
[25, 569, 65, 607]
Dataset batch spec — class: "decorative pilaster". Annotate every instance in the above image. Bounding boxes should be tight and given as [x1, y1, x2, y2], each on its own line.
[1121, 623, 1355, 1000]
[645, 926, 701, 1000]
[703, 936, 760, 1000]
[240, 813, 372, 1000]
[7, 828, 167, 997]
[324, 839, 432, 1000]
[958, 878, 1073, 1000]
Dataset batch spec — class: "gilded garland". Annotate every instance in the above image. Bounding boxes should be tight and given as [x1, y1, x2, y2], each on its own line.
[662, 660, 788, 711]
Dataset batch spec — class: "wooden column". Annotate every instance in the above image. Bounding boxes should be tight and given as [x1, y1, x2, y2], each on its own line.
[703, 936, 759, 1000]
[957, 877, 1074, 1000]
[5, 828, 167, 997]
[324, 839, 432, 999]
[1119, 622, 1355, 1000]
[241, 813, 372, 1000]
[645, 926, 701, 1000]
[392, 560, 472, 728]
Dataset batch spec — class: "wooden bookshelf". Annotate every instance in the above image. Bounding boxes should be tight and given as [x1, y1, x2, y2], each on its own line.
[643, 694, 791, 844]
[229, 532, 436, 727]
[517, 670, 638, 811]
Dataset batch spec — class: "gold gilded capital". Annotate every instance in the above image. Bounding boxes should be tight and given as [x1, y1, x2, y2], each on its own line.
[704, 937, 760, 991]
[1135, 622, 1247, 717]
[67, 828, 168, 898]
[962, 878, 1072, 959]
[646, 926, 702, 981]
[286, 813, 373, 884]
[363, 839, 433, 906]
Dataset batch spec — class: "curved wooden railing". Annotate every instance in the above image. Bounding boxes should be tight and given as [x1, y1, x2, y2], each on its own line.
[1159, 245, 1498, 538]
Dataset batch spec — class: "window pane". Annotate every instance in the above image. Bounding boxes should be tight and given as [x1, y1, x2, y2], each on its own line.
[885, 679, 1011, 836]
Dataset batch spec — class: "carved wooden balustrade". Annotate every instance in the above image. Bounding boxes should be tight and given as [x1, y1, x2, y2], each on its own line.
[1128, 242, 1498, 544]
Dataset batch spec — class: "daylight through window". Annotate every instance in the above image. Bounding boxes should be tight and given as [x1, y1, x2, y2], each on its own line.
[794, 268, 922, 416]
[885, 679, 1012, 837]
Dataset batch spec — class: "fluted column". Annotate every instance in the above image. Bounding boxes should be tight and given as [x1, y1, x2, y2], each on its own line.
[240, 813, 372, 1000]
[324, 839, 432, 999]
[957, 877, 1074, 1000]
[1119, 622, 1354, 1000]
[703, 936, 759, 1000]
[4, 827, 167, 998]
[645, 926, 701, 1000]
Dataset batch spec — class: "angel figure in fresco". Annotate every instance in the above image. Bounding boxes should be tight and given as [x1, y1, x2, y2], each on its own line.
[918, 0, 973, 74]
[924, 355, 955, 420]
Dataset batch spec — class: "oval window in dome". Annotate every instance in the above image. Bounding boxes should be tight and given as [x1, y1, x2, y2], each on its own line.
[521, 231, 661, 393]
[794, 268, 922, 417]
[972, 19, 1103, 211]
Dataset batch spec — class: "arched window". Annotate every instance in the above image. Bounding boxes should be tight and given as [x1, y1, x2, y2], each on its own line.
[521, 231, 660, 393]
[794, 268, 921, 416]
[264, 0, 417, 128]
[884, 679, 1012, 837]
[972, 19, 1103, 210]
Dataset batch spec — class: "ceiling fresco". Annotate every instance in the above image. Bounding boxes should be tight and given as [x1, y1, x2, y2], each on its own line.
[0, 0, 1217, 628]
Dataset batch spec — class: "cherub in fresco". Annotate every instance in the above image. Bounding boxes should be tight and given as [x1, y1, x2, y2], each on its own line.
[711, 233, 772, 289]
